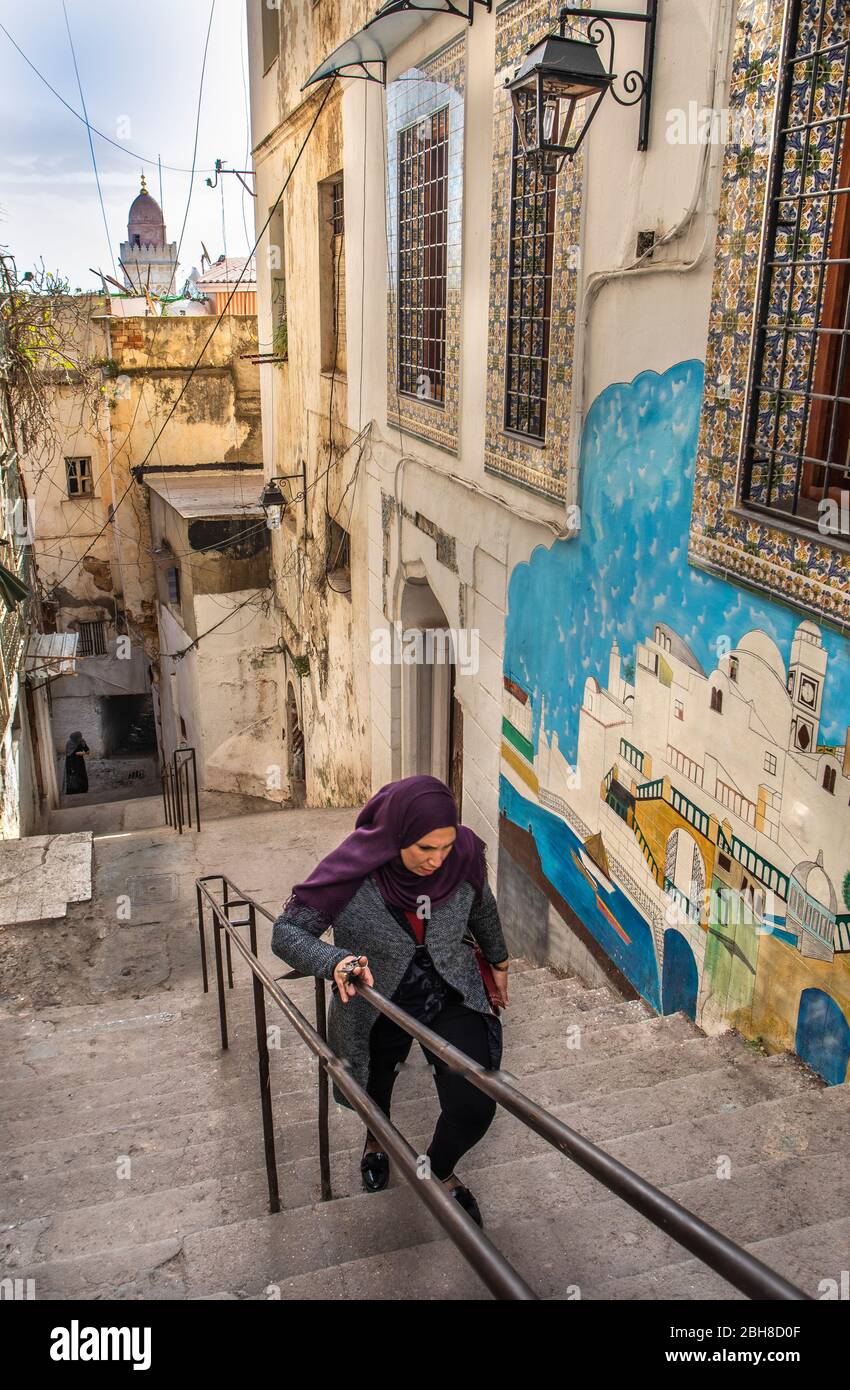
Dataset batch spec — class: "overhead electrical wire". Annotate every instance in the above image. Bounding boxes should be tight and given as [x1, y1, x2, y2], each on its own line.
[36, 0, 217, 585]
[62, 0, 118, 281]
[110, 0, 217, 505]
[51, 63, 335, 591]
[0, 17, 220, 175]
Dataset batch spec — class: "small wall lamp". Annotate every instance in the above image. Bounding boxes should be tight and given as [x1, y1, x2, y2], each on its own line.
[259, 460, 307, 530]
[504, 1, 659, 178]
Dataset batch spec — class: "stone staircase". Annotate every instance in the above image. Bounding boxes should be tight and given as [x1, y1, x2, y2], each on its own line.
[1, 958, 848, 1300]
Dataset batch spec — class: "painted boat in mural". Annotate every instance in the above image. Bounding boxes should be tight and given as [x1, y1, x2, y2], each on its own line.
[577, 835, 616, 894]
[570, 833, 631, 945]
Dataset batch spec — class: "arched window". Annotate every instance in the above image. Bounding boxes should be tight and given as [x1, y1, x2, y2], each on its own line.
[710, 687, 723, 714]
[823, 764, 836, 794]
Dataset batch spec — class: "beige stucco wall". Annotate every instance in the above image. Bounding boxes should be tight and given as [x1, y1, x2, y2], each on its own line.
[249, 0, 372, 808]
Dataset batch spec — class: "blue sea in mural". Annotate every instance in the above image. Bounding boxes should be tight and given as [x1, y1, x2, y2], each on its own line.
[503, 360, 850, 764]
[500, 775, 661, 1009]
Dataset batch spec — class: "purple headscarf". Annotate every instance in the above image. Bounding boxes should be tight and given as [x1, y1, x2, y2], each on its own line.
[284, 774, 487, 924]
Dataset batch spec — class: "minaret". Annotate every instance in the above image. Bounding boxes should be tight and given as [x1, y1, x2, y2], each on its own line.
[119, 175, 178, 295]
[608, 637, 621, 693]
[788, 620, 827, 753]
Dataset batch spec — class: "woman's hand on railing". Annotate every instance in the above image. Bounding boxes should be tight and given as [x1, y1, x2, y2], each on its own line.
[333, 954, 373, 1003]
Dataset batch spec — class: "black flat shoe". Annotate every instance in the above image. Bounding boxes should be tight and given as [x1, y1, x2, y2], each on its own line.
[448, 1183, 483, 1227]
[360, 1147, 390, 1192]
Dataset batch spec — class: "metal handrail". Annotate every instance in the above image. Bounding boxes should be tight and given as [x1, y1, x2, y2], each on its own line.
[195, 872, 811, 1302]
[162, 746, 201, 833]
[195, 874, 535, 1299]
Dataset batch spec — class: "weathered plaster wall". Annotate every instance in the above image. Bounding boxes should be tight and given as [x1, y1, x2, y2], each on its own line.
[251, 10, 372, 807]
[157, 589, 281, 800]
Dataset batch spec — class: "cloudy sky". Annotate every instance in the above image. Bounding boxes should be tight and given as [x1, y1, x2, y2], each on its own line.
[0, 0, 253, 290]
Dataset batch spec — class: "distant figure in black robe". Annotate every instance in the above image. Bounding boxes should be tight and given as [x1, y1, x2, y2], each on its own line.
[64, 731, 90, 795]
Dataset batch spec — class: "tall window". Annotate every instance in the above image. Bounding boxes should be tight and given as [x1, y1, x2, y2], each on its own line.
[504, 93, 556, 439]
[319, 175, 346, 374]
[268, 201, 287, 360]
[741, 0, 850, 537]
[397, 107, 449, 404]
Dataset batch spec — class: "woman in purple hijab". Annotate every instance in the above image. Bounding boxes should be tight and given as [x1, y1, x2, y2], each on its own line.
[272, 773, 511, 1227]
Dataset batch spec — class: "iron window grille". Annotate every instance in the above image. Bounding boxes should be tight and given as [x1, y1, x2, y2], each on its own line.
[65, 456, 93, 497]
[166, 566, 180, 605]
[328, 178, 346, 374]
[268, 201, 287, 361]
[504, 89, 557, 441]
[77, 619, 107, 657]
[332, 180, 345, 237]
[740, 0, 850, 541]
[397, 106, 449, 405]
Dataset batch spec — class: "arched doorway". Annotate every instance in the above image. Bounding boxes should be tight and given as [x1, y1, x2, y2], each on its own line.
[398, 578, 462, 802]
[662, 928, 699, 1019]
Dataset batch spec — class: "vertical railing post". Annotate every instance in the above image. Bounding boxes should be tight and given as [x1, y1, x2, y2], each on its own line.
[221, 879, 234, 988]
[190, 748, 201, 830]
[212, 911, 229, 1050]
[174, 750, 184, 834]
[182, 755, 191, 829]
[314, 976, 332, 1202]
[248, 904, 281, 1214]
[196, 881, 209, 993]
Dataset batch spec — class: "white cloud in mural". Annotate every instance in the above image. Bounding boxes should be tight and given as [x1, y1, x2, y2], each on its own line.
[504, 360, 850, 760]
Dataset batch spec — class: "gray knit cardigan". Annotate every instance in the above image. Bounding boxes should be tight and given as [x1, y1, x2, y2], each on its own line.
[271, 872, 509, 1110]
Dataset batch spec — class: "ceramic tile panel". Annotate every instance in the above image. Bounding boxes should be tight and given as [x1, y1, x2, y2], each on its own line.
[483, 0, 592, 502]
[689, 0, 850, 630]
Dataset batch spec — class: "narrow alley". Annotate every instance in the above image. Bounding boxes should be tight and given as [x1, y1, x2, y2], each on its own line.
[0, 0, 847, 1345]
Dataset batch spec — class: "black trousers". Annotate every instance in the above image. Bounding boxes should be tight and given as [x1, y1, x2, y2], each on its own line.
[364, 996, 497, 1181]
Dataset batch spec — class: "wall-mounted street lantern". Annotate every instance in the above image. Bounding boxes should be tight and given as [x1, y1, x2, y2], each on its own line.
[505, 2, 658, 178]
[259, 463, 306, 531]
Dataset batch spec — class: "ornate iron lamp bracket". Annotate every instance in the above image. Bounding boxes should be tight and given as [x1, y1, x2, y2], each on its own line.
[558, 1, 658, 151]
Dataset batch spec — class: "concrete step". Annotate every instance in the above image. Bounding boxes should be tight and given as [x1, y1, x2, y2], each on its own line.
[0, 993, 653, 1091]
[11, 1145, 844, 1301]
[0, 1016, 738, 1127]
[0, 954, 546, 1036]
[8, 1123, 849, 1306]
[1, 1046, 830, 1261]
[3, 1062, 842, 1228]
[0, 1008, 694, 1152]
[0, 969, 594, 1061]
[189, 1147, 849, 1300]
[0, 1032, 766, 1216]
[592, 1215, 850, 1301]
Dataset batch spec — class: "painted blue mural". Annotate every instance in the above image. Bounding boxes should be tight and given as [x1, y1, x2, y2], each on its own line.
[504, 360, 850, 764]
[796, 989, 850, 1088]
[499, 359, 850, 1085]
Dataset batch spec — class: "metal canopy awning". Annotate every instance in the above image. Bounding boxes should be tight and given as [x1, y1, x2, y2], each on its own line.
[302, 0, 491, 89]
[24, 632, 79, 682]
